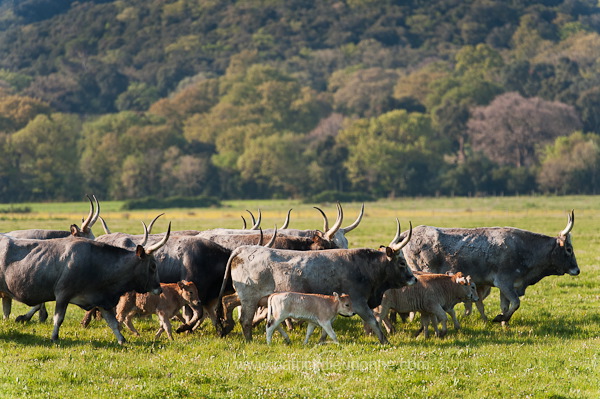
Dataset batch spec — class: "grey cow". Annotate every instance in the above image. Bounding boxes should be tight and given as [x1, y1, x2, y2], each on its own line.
[0, 224, 170, 343]
[217, 219, 416, 344]
[400, 211, 579, 323]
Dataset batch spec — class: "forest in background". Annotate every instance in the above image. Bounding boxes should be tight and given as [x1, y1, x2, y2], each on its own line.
[1, 0, 600, 202]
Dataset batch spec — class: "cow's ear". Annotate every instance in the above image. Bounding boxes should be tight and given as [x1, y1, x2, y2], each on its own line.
[456, 277, 467, 285]
[313, 235, 323, 244]
[385, 246, 394, 258]
[70, 224, 80, 236]
[178, 281, 185, 289]
[136, 245, 146, 259]
[557, 236, 566, 247]
[333, 292, 339, 299]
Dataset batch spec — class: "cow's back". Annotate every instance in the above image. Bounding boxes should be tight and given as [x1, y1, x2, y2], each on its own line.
[402, 225, 532, 284]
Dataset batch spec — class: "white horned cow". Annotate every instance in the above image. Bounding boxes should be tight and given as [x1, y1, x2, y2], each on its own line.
[0, 224, 170, 344]
[217, 219, 416, 344]
[266, 292, 355, 344]
[400, 211, 579, 323]
[4, 194, 101, 322]
[374, 272, 478, 338]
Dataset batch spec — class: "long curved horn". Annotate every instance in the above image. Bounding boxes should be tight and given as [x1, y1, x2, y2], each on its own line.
[99, 216, 111, 235]
[87, 195, 100, 230]
[147, 213, 165, 235]
[341, 203, 364, 234]
[80, 195, 95, 232]
[250, 209, 261, 230]
[257, 228, 264, 246]
[390, 220, 412, 251]
[560, 209, 575, 237]
[324, 202, 343, 240]
[265, 225, 277, 248]
[139, 221, 149, 247]
[241, 216, 247, 229]
[314, 206, 329, 232]
[146, 222, 171, 254]
[246, 210, 256, 226]
[281, 209, 292, 229]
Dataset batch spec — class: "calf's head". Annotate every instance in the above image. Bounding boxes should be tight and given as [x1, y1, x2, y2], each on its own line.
[452, 272, 479, 302]
[334, 292, 355, 317]
[177, 280, 201, 308]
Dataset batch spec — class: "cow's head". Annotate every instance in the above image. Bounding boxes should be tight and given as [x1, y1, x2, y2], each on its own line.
[381, 219, 417, 287]
[553, 210, 579, 276]
[452, 272, 479, 302]
[333, 292, 355, 317]
[70, 194, 100, 239]
[133, 222, 171, 295]
[314, 203, 364, 249]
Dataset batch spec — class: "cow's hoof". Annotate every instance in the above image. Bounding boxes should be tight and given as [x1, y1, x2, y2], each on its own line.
[176, 324, 192, 334]
[492, 314, 508, 323]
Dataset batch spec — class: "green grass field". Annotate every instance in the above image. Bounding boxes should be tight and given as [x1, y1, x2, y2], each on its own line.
[0, 196, 599, 398]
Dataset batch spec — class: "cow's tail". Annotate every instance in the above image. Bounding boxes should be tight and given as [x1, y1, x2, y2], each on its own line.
[266, 295, 274, 328]
[215, 248, 238, 333]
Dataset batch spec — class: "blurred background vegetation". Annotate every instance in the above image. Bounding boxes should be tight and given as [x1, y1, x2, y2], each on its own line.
[1, 0, 600, 202]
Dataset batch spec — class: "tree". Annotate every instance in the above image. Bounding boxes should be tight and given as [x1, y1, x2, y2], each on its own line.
[0, 94, 51, 133]
[337, 110, 443, 197]
[10, 113, 82, 200]
[537, 131, 600, 194]
[329, 67, 400, 117]
[467, 92, 582, 168]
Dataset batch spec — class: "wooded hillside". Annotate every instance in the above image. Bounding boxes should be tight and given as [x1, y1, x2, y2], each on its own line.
[1, 0, 600, 201]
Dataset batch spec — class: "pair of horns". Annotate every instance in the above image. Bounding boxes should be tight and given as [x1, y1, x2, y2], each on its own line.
[81, 194, 100, 233]
[314, 202, 364, 239]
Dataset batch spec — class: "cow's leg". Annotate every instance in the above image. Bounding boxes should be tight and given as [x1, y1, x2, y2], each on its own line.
[475, 286, 491, 322]
[16, 304, 42, 323]
[303, 322, 317, 344]
[38, 303, 48, 322]
[51, 300, 70, 342]
[239, 301, 260, 342]
[1, 296, 10, 320]
[418, 313, 430, 338]
[156, 312, 173, 340]
[252, 307, 268, 327]
[319, 321, 339, 344]
[493, 284, 520, 323]
[80, 307, 100, 328]
[355, 301, 389, 344]
[447, 308, 460, 330]
[266, 316, 285, 344]
[100, 307, 126, 344]
[120, 309, 141, 337]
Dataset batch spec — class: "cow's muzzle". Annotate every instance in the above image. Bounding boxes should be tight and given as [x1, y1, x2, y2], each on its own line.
[151, 287, 163, 295]
[406, 276, 417, 286]
[568, 267, 580, 276]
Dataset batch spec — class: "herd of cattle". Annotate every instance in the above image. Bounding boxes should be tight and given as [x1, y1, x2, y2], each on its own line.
[0, 196, 579, 345]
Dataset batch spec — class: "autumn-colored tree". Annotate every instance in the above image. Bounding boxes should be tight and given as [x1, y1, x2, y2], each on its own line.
[0, 94, 51, 132]
[467, 92, 582, 168]
[329, 67, 399, 117]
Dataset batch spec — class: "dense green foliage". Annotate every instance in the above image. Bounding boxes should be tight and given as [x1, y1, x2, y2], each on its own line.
[2, 1, 600, 201]
[0, 197, 599, 398]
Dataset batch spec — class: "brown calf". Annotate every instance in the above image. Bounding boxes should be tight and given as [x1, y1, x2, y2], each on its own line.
[116, 281, 202, 340]
[266, 292, 355, 344]
[374, 272, 478, 338]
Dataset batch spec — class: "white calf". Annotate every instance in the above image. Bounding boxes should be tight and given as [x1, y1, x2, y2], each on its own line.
[266, 292, 354, 344]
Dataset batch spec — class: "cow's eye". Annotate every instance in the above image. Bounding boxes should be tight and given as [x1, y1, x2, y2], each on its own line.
[566, 247, 573, 255]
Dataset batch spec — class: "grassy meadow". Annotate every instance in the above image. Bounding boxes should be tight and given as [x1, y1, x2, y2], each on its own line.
[0, 196, 599, 398]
